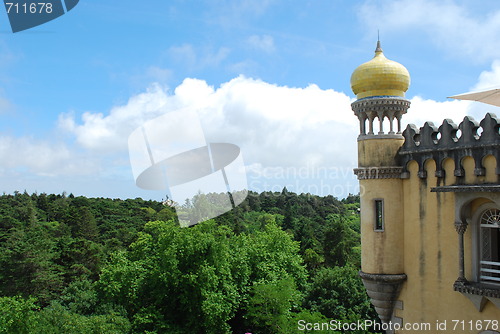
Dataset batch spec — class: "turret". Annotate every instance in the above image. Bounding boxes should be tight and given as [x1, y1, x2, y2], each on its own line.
[352, 41, 409, 324]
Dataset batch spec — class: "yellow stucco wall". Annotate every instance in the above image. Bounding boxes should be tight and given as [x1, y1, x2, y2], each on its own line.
[358, 131, 500, 332]
[359, 137, 405, 274]
[390, 155, 500, 333]
[358, 138, 404, 167]
[360, 177, 404, 274]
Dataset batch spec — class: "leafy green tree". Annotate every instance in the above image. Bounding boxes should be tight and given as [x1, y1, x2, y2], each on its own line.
[0, 296, 131, 334]
[323, 214, 358, 267]
[0, 190, 365, 333]
[72, 206, 98, 241]
[245, 278, 300, 334]
[0, 224, 63, 305]
[58, 278, 98, 315]
[303, 248, 324, 270]
[98, 218, 307, 333]
[98, 220, 240, 333]
[342, 193, 360, 205]
[304, 266, 377, 325]
[34, 302, 131, 334]
[0, 296, 37, 334]
[155, 207, 175, 222]
[243, 220, 306, 286]
[59, 238, 103, 281]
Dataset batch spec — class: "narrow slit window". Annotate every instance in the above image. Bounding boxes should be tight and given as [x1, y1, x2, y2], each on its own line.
[375, 199, 384, 231]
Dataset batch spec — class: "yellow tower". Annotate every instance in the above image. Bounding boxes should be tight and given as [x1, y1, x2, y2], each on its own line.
[352, 41, 410, 324]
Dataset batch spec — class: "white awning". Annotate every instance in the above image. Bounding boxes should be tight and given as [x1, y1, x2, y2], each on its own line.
[449, 88, 500, 107]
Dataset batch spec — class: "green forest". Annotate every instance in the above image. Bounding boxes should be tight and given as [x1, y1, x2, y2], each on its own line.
[0, 190, 380, 333]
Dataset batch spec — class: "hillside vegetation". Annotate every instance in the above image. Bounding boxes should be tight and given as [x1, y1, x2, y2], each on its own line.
[0, 190, 378, 333]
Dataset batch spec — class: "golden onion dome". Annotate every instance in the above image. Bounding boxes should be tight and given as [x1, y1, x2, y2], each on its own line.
[350, 41, 410, 99]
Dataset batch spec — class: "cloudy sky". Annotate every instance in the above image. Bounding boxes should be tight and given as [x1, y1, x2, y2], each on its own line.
[0, 0, 499, 200]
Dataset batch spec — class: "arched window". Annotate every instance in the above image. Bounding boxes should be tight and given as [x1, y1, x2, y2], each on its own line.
[453, 196, 500, 310]
[478, 207, 500, 284]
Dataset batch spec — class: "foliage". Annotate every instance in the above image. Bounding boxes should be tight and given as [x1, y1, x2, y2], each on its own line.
[97, 218, 306, 333]
[304, 266, 377, 324]
[0, 190, 377, 333]
[0, 296, 130, 334]
[245, 278, 300, 334]
[0, 296, 38, 334]
[323, 214, 359, 267]
[0, 222, 64, 305]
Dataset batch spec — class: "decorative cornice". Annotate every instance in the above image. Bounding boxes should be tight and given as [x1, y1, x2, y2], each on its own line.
[454, 280, 500, 299]
[351, 96, 410, 115]
[354, 167, 403, 180]
[358, 134, 404, 141]
[398, 113, 500, 178]
[359, 271, 407, 283]
[431, 184, 500, 193]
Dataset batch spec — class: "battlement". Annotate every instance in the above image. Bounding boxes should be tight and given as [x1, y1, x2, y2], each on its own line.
[398, 113, 500, 178]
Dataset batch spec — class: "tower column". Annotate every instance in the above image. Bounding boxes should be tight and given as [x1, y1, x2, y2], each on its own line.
[350, 40, 411, 325]
[378, 112, 384, 134]
[388, 115, 395, 134]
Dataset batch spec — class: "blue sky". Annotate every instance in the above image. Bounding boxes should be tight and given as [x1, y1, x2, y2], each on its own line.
[1, 0, 500, 200]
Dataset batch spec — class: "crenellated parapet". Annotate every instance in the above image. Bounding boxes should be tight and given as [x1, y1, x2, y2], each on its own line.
[398, 113, 500, 178]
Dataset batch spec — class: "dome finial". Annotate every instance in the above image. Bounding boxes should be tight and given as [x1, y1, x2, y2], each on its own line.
[375, 30, 383, 53]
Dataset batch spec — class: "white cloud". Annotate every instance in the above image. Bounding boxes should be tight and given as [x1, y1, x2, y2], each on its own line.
[59, 75, 497, 196]
[228, 59, 259, 75]
[3, 73, 493, 198]
[0, 136, 97, 177]
[404, 96, 471, 128]
[198, 76, 356, 169]
[358, 0, 500, 62]
[58, 84, 174, 152]
[473, 60, 500, 91]
[62, 76, 356, 168]
[402, 94, 499, 138]
[391, 59, 498, 125]
[465, 61, 500, 119]
[58, 76, 358, 195]
[247, 35, 275, 53]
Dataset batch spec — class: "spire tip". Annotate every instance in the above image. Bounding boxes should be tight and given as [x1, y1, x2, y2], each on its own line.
[375, 31, 383, 53]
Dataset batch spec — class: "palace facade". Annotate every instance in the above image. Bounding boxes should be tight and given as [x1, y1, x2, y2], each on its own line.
[352, 41, 500, 334]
